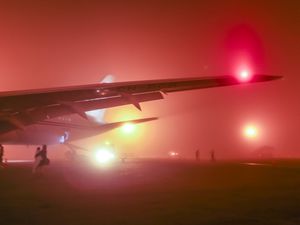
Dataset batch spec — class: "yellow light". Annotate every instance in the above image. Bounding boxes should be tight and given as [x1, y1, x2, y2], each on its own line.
[121, 123, 136, 134]
[244, 125, 258, 139]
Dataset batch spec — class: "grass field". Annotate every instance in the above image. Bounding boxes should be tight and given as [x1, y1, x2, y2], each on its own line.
[1, 159, 300, 225]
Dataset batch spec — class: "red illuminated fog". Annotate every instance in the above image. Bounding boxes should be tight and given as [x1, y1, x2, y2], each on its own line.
[0, 1, 298, 160]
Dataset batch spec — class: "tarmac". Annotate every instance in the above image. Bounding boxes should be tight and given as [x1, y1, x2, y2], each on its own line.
[1, 158, 300, 225]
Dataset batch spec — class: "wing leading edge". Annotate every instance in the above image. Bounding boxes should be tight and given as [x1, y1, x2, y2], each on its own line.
[0, 74, 281, 133]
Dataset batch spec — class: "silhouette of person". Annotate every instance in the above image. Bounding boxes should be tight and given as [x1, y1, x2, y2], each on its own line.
[32, 147, 42, 173]
[39, 145, 50, 167]
[195, 149, 200, 161]
[32, 145, 50, 174]
[0, 144, 4, 166]
[210, 149, 215, 162]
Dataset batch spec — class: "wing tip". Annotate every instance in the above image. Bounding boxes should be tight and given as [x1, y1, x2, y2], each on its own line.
[252, 74, 283, 82]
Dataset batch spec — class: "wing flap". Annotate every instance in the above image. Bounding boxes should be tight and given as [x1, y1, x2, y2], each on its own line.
[0, 92, 163, 133]
[42, 91, 164, 119]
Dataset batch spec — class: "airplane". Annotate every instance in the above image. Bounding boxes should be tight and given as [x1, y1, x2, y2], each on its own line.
[0, 74, 281, 158]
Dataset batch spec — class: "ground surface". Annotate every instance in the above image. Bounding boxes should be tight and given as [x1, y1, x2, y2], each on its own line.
[1, 159, 300, 225]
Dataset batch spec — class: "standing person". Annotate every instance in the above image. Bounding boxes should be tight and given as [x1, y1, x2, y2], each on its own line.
[210, 149, 215, 162]
[32, 147, 42, 174]
[195, 149, 200, 161]
[39, 145, 50, 167]
[0, 144, 4, 167]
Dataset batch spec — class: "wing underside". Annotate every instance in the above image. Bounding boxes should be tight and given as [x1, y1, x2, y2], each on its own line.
[0, 75, 281, 134]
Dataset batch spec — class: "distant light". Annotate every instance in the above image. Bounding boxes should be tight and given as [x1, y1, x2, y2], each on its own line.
[95, 148, 115, 164]
[59, 132, 69, 144]
[169, 151, 179, 157]
[244, 125, 258, 139]
[121, 123, 136, 134]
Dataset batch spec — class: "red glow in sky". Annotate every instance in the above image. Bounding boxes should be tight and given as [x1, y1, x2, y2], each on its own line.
[0, 0, 299, 159]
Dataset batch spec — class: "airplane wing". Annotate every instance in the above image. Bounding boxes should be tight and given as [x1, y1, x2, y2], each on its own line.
[38, 117, 158, 143]
[0, 74, 281, 133]
[37, 117, 158, 132]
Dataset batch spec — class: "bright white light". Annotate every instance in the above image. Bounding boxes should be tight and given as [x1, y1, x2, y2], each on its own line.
[239, 70, 251, 82]
[244, 125, 258, 139]
[95, 149, 115, 164]
[241, 70, 249, 78]
[121, 123, 136, 134]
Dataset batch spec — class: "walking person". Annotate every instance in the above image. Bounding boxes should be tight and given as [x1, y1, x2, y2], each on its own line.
[32, 147, 42, 174]
[32, 145, 50, 174]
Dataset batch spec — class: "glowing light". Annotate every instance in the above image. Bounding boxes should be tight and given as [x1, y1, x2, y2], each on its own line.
[238, 69, 252, 82]
[121, 123, 136, 134]
[169, 151, 179, 157]
[243, 125, 258, 139]
[94, 148, 115, 164]
[241, 70, 249, 78]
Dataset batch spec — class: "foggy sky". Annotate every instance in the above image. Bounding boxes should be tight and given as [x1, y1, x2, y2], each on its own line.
[1, 0, 299, 159]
